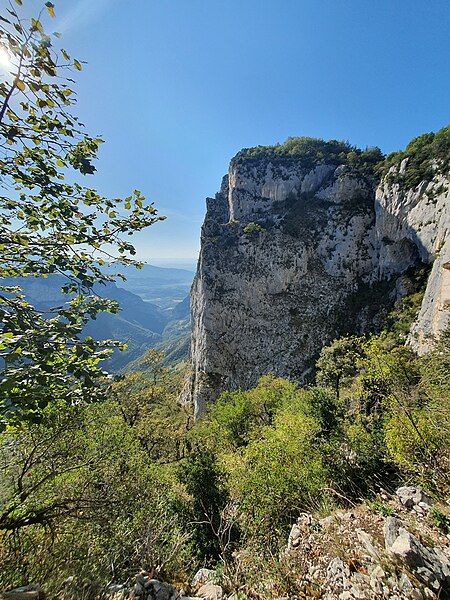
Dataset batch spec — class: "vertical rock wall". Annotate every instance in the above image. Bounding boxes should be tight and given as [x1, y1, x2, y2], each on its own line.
[374, 170, 450, 353]
[187, 152, 449, 417]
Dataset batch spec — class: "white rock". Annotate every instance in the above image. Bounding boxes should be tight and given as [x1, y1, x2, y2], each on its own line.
[319, 515, 335, 527]
[196, 583, 223, 600]
[384, 516, 403, 548]
[191, 569, 215, 590]
[370, 577, 383, 594]
[348, 585, 369, 599]
[371, 565, 386, 579]
[357, 529, 382, 560]
[287, 523, 302, 549]
[327, 557, 347, 580]
[186, 151, 450, 414]
[398, 572, 414, 593]
[396, 486, 431, 508]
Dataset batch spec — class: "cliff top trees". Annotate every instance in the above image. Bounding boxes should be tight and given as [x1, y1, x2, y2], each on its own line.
[232, 135, 384, 176]
[0, 1, 164, 427]
[378, 124, 450, 187]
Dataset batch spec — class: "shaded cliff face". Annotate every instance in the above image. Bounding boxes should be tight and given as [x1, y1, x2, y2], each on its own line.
[188, 145, 449, 417]
[374, 167, 450, 353]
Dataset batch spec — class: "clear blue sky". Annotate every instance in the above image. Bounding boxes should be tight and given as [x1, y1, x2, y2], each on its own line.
[29, 0, 450, 263]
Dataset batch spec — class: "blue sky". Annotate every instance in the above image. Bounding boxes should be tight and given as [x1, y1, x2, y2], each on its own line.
[26, 0, 450, 264]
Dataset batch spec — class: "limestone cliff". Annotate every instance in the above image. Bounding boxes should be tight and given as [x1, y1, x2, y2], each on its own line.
[374, 167, 450, 353]
[188, 135, 450, 417]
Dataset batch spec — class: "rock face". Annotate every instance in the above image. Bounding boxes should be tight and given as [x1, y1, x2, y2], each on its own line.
[187, 147, 450, 417]
[384, 516, 450, 594]
[375, 169, 450, 353]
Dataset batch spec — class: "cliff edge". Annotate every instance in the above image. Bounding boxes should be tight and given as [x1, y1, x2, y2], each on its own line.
[187, 130, 450, 417]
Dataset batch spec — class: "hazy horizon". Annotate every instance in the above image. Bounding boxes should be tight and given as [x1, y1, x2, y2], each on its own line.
[145, 258, 197, 272]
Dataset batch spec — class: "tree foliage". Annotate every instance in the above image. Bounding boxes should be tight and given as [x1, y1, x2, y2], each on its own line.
[378, 124, 450, 188]
[232, 136, 384, 177]
[0, 2, 164, 427]
[0, 362, 191, 592]
[316, 336, 364, 400]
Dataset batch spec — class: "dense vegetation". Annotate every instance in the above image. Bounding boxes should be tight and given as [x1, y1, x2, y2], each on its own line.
[232, 126, 450, 192]
[232, 137, 384, 177]
[1, 297, 449, 597]
[377, 124, 450, 189]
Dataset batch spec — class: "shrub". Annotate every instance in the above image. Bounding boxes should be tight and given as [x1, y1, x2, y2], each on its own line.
[429, 508, 450, 534]
[243, 222, 263, 235]
[207, 376, 297, 449]
[377, 124, 450, 188]
[229, 411, 327, 536]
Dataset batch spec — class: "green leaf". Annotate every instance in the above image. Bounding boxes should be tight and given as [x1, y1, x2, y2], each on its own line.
[0, 0, 163, 428]
[31, 18, 43, 33]
[45, 2, 55, 17]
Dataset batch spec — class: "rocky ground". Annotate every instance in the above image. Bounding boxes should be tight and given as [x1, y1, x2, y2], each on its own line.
[283, 486, 450, 599]
[2, 487, 449, 600]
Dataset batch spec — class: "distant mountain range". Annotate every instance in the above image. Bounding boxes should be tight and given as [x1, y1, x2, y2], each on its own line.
[2, 264, 194, 372]
[103, 263, 195, 309]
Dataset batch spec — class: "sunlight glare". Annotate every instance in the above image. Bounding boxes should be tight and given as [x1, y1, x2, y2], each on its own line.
[0, 46, 11, 69]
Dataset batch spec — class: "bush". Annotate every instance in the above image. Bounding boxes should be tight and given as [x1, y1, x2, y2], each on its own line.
[228, 411, 327, 537]
[206, 376, 297, 449]
[378, 124, 450, 188]
[243, 222, 263, 235]
[0, 368, 193, 594]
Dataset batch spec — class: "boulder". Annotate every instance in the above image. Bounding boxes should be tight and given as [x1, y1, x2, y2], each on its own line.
[396, 487, 432, 509]
[190, 569, 215, 591]
[383, 516, 403, 548]
[140, 579, 178, 600]
[195, 583, 223, 600]
[287, 523, 302, 549]
[398, 572, 414, 594]
[326, 557, 349, 582]
[319, 515, 335, 527]
[356, 529, 382, 561]
[384, 516, 450, 593]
